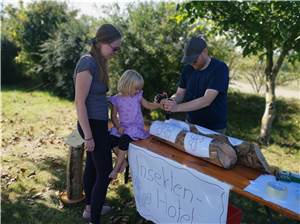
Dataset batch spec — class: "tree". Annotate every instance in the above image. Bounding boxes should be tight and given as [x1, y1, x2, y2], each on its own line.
[179, 1, 300, 144]
[1, 37, 24, 84]
[3, 1, 74, 78]
[39, 18, 91, 98]
[237, 55, 265, 94]
[102, 2, 190, 100]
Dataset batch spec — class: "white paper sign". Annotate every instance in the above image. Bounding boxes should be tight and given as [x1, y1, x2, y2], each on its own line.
[228, 137, 244, 146]
[194, 125, 219, 135]
[165, 119, 191, 131]
[150, 121, 183, 143]
[129, 144, 232, 224]
[184, 132, 211, 158]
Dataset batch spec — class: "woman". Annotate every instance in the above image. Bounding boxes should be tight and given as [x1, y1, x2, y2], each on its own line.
[74, 24, 122, 224]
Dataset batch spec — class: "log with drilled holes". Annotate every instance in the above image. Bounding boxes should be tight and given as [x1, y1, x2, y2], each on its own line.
[165, 119, 271, 173]
[150, 121, 237, 169]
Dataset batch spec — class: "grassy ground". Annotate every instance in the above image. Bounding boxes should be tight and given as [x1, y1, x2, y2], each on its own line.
[1, 87, 299, 224]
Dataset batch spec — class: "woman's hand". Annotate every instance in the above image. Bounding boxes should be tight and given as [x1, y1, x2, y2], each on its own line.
[84, 138, 95, 151]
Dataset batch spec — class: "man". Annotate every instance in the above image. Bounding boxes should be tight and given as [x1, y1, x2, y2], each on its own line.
[163, 36, 229, 134]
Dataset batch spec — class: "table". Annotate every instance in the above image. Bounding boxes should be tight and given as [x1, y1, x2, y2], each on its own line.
[132, 137, 300, 221]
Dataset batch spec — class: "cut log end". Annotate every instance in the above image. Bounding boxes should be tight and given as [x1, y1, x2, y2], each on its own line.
[59, 191, 85, 205]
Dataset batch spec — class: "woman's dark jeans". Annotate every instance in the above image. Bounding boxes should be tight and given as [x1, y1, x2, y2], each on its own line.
[78, 119, 112, 224]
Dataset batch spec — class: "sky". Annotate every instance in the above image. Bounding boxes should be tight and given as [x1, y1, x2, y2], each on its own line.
[2, 0, 173, 18]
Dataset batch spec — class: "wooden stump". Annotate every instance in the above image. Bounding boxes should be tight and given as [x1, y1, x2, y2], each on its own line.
[60, 129, 85, 204]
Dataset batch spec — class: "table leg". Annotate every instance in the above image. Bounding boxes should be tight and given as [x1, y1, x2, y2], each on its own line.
[124, 165, 130, 184]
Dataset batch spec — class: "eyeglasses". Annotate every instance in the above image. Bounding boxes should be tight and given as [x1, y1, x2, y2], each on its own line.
[109, 43, 120, 53]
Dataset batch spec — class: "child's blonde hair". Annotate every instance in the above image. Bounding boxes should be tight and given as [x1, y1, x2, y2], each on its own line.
[118, 69, 144, 96]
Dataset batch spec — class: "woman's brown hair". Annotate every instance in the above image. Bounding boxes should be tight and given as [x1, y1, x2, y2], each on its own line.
[90, 24, 121, 87]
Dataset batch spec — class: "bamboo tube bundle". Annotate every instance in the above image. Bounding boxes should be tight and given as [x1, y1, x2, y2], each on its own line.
[166, 119, 271, 173]
[150, 121, 237, 169]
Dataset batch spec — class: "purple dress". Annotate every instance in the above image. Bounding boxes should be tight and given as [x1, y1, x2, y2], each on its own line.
[109, 91, 150, 140]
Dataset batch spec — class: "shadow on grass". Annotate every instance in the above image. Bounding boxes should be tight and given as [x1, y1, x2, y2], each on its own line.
[1, 156, 86, 224]
[2, 84, 73, 101]
[228, 91, 300, 151]
[19, 155, 149, 224]
[104, 183, 153, 224]
[35, 156, 67, 190]
[1, 198, 84, 224]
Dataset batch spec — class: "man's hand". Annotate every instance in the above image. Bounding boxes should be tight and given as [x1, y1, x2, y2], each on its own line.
[163, 99, 178, 112]
[159, 98, 167, 110]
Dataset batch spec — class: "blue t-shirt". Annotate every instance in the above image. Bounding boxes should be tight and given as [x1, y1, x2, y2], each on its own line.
[179, 58, 229, 130]
[73, 54, 109, 120]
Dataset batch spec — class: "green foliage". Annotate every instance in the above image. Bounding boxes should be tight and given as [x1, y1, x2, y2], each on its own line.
[105, 2, 190, 101]
[179, 2, 300, 56]
[1, 37, 24, 84]
[233, 55, 265, 93]
[38, 19, 91, 99]
[276, 60, 300, 86]
[235, 54, 300, 89]
[3, 1, 75, 78]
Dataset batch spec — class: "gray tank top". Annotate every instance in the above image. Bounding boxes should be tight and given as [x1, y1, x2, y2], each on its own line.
[73, 54, 108, 120]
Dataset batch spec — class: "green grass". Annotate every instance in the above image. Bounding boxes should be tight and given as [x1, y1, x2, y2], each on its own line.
[1, 87, 299, 224]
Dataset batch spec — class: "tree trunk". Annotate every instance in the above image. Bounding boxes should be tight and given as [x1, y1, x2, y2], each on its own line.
[259, 45, 288, 144]
[259, 76, 276, 144]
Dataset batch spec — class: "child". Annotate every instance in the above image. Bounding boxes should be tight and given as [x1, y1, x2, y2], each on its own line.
[109, 69, 161, 179]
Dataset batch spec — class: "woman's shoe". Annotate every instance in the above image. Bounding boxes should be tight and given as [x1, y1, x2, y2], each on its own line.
[82, 205, 112, 219]
[82, 207, 91, 220]
[101, 205, 112, 215]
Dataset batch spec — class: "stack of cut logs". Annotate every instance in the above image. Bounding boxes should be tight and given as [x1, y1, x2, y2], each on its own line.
[150, 119, 271, 173]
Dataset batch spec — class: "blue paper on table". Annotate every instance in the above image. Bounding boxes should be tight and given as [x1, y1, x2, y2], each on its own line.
[244, 174, 300, 215]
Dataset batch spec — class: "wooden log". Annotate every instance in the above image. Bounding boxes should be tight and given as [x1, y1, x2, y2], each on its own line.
[60, 129, 85, 204]
[234, 142, 271, 173]
[189, 123, 271, 173]
[150, 121, 237, 169]
[155, 119, 271, 172]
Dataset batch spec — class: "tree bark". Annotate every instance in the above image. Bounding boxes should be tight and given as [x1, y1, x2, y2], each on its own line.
[65, 130, 85, 201]
[66, 145, 84, 200]
[259, 76, 276, 144]
[259, 46, 289, 144]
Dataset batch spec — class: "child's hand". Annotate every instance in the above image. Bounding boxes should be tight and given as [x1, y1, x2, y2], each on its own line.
[117, 127, 124, 134]
[118, 160, 128, 173]
[109, 170, 118, 180]
[154, 92, 168, 103]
